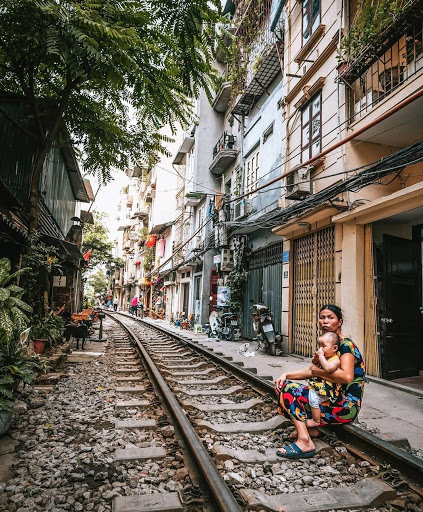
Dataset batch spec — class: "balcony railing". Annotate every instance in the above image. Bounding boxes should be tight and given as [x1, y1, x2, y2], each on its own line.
[212, 132, 236, 159]
[210, 132, 237, 175]
[229, 0, 283, 115]
[345, 21, 423, 121]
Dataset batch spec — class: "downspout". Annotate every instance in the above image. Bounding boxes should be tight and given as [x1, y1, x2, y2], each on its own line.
[337, 0, 350, 207]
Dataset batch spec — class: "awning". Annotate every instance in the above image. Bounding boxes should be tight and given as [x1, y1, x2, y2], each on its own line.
[42, 234, 84, 266]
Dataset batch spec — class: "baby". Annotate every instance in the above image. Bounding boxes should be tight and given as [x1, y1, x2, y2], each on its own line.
[275, 331, 340, 427]
[307, 331, 340, 426]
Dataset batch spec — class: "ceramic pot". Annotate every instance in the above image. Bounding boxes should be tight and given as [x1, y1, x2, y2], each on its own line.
[33, 338, 47, 354]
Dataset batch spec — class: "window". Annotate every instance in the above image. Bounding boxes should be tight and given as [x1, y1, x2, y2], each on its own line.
[263, 123, 274, 144]
[301, 93, 321, 162]
[302, 0, 320, 45]
[245, 148, 259, 195]
[197, 205, 205, 238]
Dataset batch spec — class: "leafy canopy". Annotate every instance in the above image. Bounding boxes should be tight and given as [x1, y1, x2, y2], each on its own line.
[0, 0, 221, 181]
[82, 211, 115, 267]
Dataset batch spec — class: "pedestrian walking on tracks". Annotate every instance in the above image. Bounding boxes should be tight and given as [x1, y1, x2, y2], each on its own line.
[131, 296, 138, 315]
[274, 304, 365, 459]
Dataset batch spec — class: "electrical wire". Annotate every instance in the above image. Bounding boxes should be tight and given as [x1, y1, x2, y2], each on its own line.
[227, 141, 423, 230]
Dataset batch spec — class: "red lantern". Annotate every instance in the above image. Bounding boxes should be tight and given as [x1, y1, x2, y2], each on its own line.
[146, 235, 156, 247]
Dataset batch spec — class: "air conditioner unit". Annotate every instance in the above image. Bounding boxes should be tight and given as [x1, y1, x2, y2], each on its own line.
[221, 248, 234, 271]
[233, 198, 251, 220]
[285, 168, 312, 200]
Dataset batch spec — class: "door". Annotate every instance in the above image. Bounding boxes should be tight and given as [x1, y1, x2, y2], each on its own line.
[292, 226, 335, 356]
[182, 283, 190, 318]
[209, 269, 219, 314]
[382, 235, 422, 380]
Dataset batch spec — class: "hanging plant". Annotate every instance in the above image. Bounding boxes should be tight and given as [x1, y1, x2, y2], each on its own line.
[226, 236, 248, 315]
[338, 0, 411, 63]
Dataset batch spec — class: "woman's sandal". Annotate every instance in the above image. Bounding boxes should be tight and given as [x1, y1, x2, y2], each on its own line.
[276, 443, 316, 459]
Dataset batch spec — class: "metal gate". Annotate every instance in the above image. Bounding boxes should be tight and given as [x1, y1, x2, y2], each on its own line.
[292, 226, 335, 356]
[242, 242, 283, 339]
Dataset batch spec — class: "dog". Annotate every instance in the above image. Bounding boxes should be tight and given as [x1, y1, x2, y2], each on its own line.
[65, 322, 89, 350]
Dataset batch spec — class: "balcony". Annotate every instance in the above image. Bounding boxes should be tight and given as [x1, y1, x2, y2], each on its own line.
[341, 22, 423, 124]
[172, 132, 195, 165]
[212, 81, 232, 113]
[131, 205, 149, 220]
[215, 18, 236, 63]
[209, 132, 237, 175]
[230, 0, 284, 115]
[185, 192, 204, 207]
[126, 165, 148, 179]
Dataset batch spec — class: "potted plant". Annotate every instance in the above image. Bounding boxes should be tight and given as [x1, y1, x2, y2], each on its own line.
[30, 316, 52, 354]
[0, 258, 33, 343]
[0, 328, 49, 435]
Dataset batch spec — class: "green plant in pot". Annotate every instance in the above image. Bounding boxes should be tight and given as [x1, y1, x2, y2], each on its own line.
[0, 258, 33, 343]
[0, 328, 49, 434]
[30, 315, 52, 354]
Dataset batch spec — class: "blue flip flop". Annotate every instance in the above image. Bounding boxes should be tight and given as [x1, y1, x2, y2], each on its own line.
[276, 442, 316, 459]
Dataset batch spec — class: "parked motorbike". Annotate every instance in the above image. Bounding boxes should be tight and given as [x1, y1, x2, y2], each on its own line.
[251, 302, 282, 356]
[208, 305, 239, 341]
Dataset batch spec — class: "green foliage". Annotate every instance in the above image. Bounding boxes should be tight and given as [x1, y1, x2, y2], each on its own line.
[0, 0, 222, 186]
[82, 212, 114, 267]
[226, 237, 248, 315]
[143, 247, 153, 271]
[227, 268, 247, 315]
[20, 232, 62, 313]
[30, 312, 63, 347]
[339, 0, 409, 62]
[0, 328, 49, 411]
[87, 269, 109, 297]
[0, 258, 33, 343]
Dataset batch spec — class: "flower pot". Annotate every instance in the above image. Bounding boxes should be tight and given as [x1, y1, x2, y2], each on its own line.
[336, 61, 348, 75]
[0, 410, 12, 437]
[33, 338, 47, 354]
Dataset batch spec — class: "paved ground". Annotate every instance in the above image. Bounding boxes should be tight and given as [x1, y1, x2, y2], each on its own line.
[141, 316, 423, 454]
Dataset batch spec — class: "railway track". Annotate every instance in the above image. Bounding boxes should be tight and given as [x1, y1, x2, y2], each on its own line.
[107, 311, 423, 512]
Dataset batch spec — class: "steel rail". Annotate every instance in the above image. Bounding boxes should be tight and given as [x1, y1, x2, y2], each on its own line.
[106, 312, 243, 512]
[124, 314, 423, 489]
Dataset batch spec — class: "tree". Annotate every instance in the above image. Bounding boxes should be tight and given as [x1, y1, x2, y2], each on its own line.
[82, 212, 114, 268]
[0, 0, 221, 232]
[86, 269, 109, 298]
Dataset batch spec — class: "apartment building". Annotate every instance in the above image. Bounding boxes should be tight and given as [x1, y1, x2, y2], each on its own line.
[267, 0, 423, 380]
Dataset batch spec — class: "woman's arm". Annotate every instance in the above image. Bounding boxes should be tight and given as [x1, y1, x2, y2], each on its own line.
[311, 352, 355, 384]
[274, 365, 313, 393]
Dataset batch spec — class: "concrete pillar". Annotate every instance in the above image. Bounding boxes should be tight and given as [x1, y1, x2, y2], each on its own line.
[340, 222, 365, 353]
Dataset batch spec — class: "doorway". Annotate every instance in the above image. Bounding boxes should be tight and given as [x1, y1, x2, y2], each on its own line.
[292, 226, 335, 357]
[182, 283, 190, 318]
[376, 234, 422, 379]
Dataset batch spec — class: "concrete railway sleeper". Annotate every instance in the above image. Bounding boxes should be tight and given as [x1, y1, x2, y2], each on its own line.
[107, 311, 423, 512]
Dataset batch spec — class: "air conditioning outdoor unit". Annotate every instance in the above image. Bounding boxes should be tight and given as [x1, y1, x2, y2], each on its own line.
[233, 198, 251, 220]
[285, 167, 312, 200]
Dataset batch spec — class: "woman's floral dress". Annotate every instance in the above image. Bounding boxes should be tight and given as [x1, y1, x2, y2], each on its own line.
[278, 338, 365, 424]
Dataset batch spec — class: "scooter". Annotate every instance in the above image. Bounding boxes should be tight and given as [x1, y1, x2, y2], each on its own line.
[251, 302, 282, 356]
[208, 305, 239, 341]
